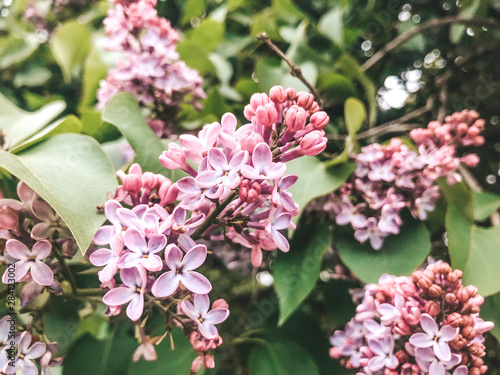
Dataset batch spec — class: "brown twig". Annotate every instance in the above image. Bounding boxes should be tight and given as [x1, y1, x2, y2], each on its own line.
[257, 32, 323, 107]
[361, 16, 500, 72]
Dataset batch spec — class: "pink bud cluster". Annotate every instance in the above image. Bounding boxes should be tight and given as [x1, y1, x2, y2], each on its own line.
[329, 261, 494, 375]
[91, 86, 328, 371]
[325, 110, 484, 250]
[0, 317, 63, 375]
[0, 182, 78, 306]
[97, 0, 205, 138]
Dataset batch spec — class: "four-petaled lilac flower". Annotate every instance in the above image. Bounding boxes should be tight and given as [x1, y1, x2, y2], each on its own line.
[2, 239, 54, 286]
[119, 229, 166, 272]
[409, 313, 459, 361]
[151, 244, 211, 297]
[7, 331, 46, 375]
[31, 201, 71, 240]
[271, 175, 298, 211]
[181, 294, 229, 339]
[367, 336, 398, 371]
[196, 148, 248, 191]
[354, 217, 385, 250]
[89, 235, 124, 283]
[377, 293, 404, 325]
[241, 143, 286, 180]
[265, 209, 292, 252]
[414, 347, 461, 375]
[0, 316, 15, 369]
[103, 267, 148, 321]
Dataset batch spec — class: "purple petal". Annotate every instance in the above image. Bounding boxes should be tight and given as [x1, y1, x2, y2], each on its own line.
[126, 293, 144, 321]
[98, 259, 119, 283]
[6, 239, 30, 260]
[30, 261, 54, 286]
[367, 356, 386, 372]
[228, 150, 248, 170]
[117, 208, 138, 228]
[25, 342, 46, 359]
[421, 313, 439, 336]
[272, 230, 289, 252]
[90, 249, 115, 267]
[105, 200, 123, 226]
[196, 170, 221, 188]
[240, 165, 262, 180]
[18, 331, 31, 353]
[31, 222, 56, 239]
[453, 365, 468, 375]
[32, 201, 56, 221]
[409, 333, 434, 348]
[279, 175, 298, 189]
[124, 229, 147, 254]
[120, 266, 145, 288]
[193, 293, 210, 315]
[94, 226, 115, 245]
[172, 207, 186, 224]
[18, 182, 35, 203]
[118, 253, 142, 268]
[140, 254, 163, 272]
[2, 260, 30, 282]
[203, 308, 229, 325]
[33, 240, 51, 259]
[429, 360, 445, 375]
[151, 272, 179, 298]
[20, 358, 39, 375]
[252, 143, 272, 171]
[165, 245, 183, 270]
[182, 245, 207, 270]
[148, 234, 167, 254]
[20, 281, 43, 306]
[267, 163, 287, 180]
[434, 341, 451, 362]
[103, 287, 134, 306]
[273, 213, 291, 230]
[198, 321, 218, 339]
[439, 325, 459, 342]
[177, 177, 200, 194]
[367, 339, 385, 356]
[181, 300, 199, 321]
[208, 148, 228, 171]
[180, 272, 212, 294]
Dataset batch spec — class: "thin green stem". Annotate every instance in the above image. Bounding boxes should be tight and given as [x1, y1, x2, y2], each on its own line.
[52, 246, 78, 294]
[191, 191, 237, 240]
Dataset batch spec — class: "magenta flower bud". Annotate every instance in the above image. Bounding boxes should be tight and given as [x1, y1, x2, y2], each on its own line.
[0, 206, 19, 231]
[250, 92, 269, 109]
[255, 103, 278, 128]
[142, 172, 159, 190]
[285, 105, 308, 132]
[309, 111, 329, 130]
[296, 91, 314, 110]
[205, 354, 215, 369]
[472, 136, 485, 146]
[457, 122, 469, 134]
[123, 174, 142, 194]
[285, 87, 296, 100]
[424, 300, 440, 316]
[299, 131, 327, 156]
[159, 143, 187, 170]
[191, 356, 204, 374]
[467, 126, 480, 137]
[428, 121, 441, 130]
[212, 298, 229, 310]
[465, 285, 478, 298]
[159, 180, 179, 205]
[240, 132, 264, 154]
[269, 85, 287, 103]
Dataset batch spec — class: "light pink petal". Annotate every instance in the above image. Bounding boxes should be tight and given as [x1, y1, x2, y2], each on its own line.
[25, 342, 46, 359]
[20, 358, 39, 375]
[103, 287, 134, 306]
[32, 240, 51, 259]
[194, 293, 210, 315]
[32, 201, 56, 221]
[251, 246, 263, 268]
[370, 235, 383, 250]
[429, 360, 445, 375]
[148, 234, 167, 254]
[177, 177, 201, 195]
[267, 163, 287, 180]
[228, 150, 248, 170]
[198, 321, 218, 339]
[279, 175, 298, 189]
[208, 148, 228, 171]
[272, 230, 289, 252]
[124, 229, 147, 254]
[93, 226, 115, 245]
[165, 245, 183, 269]
[386, 354, 399, 369]
[6, 239, 30, 259]
[367, 356, 386, 371]
[182, 245, 207, 270]
[18, 332, 32, 353]
[118, 253, 142, 268]
[252, 143, 272, 171]
[18, 182, 35, 203]
[421, 313, 439, 336]
[409, 333, 434, 348]
[196, 170, 221, 188]
[31, 222, 56, 239]
[98, 260, 119, 283]
[181, 300, 199, 321]
[127, 293, 144, 321]
[151, 272, 179, 297]
[368, 339, 384, 356]
[434, 341, 451, 362]
[105, 200, 122, 226]
[225, 171, 241, 189]
[2, 260, 29, 283]
[439, 325, 459, 342]
[204, 308, 229, 325]
[180, 134, 203, 150]
[117, 208, 138, 228]
[221, 112, 237, 133]
[90, 249, 115, 266]
[172, 207, 187, 224]
[354, 229, 369, 243]
[453, 365, 468, 375]
[140, 254, 163, 272]
[240, 165, 262, 180]
[180, 272, 212, 294]
[30, 261, 54, 286]
[120, 266, 145, 288]
[132, 205, 148, 219]
[273, 213, 291, 230]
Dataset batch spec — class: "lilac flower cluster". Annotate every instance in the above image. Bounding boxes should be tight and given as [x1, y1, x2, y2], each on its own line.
[325, 110, 484, 250]
[90, 85, 328, 371]
[97, 0, 205, 138]
[0, 316, 63, 375]
[329, 261, 494, 375]
[0, 182, 79, 306]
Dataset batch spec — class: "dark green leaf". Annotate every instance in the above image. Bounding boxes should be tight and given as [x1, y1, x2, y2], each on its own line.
[336, 215, 431, 283]
[473, 191, 500, 221]
[177, 41, 216, 75]
[274, 219, 332, 325]
[185, 19, 225, 53]
[480, 292, 500, 341]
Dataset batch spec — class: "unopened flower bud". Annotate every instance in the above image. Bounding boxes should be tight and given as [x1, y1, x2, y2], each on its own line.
[159, 181, 179, 205]
[296, 91, 314, 110]
[462, 326, 476, 340]
[123, 174, 142, 194]
[429, 284, 442, 298]
[424, 301, 440, 316]
[285, 87, 296, 101]
[285, 105, 308, 132]
[461, 154, 480, 167]
[445, 312, 462, 327]
[309, 111, 329, 130]
[299, 131, 327, 156]
[0, 206, 19, 231]
[473, 136, 485, 146]
[458, 288, 470, 303]
[445, 293, 457, 305]
[212, 298, 229, 310]
[428, 121, 441, 130]
[269, 85, 287, 103]
[241, 133, 265, 154]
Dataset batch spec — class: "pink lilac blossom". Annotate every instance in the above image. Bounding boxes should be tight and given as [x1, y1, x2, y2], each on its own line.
[89, 86, 329, 372]
[325, 110, 485, 250]
[329, 261, 494, 375]
[97, 0, 205, 138]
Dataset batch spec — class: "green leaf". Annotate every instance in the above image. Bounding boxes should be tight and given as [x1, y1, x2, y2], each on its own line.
[177, 41, 216, 75]
[248, 333, 320, 375]
[50, 21, 91, 82]
[250, 9, 280, 39]
[81, 48, 108, 108]
[129, 328, 199, 374]
[282, 62, 318, 93]
[44, 296, 82, 352]
[321, 279, 357, 328]
[0, 93, 66, 151]
[14, 65, 52, 87]
[0, 133, 117, 253]
[336, 54, 377, 127]
[317, 72, 357, 105]
[102, 92, 166, 174]
[0, 35, 39, 69]
[286, 158, 355, 214]
[272, 0, 304, 22]
[10, 115, 82, 153]
[472, 191, 500, 221]
[441, 182, 500, 296]
[336, 215, 431, 283]
[181, 0, 205, 25]
[255, 58, 286, 93]
[274, 219, 332, 326]
[480, 292, 500, 341]
[450, 0, 483, 44]
[344, 97, 366, 137]
[185, 19, 225, 53]
[318, 8, 343, 45]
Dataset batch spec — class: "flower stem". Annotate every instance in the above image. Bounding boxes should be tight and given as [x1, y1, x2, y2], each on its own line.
[191, 191, 237, 240]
